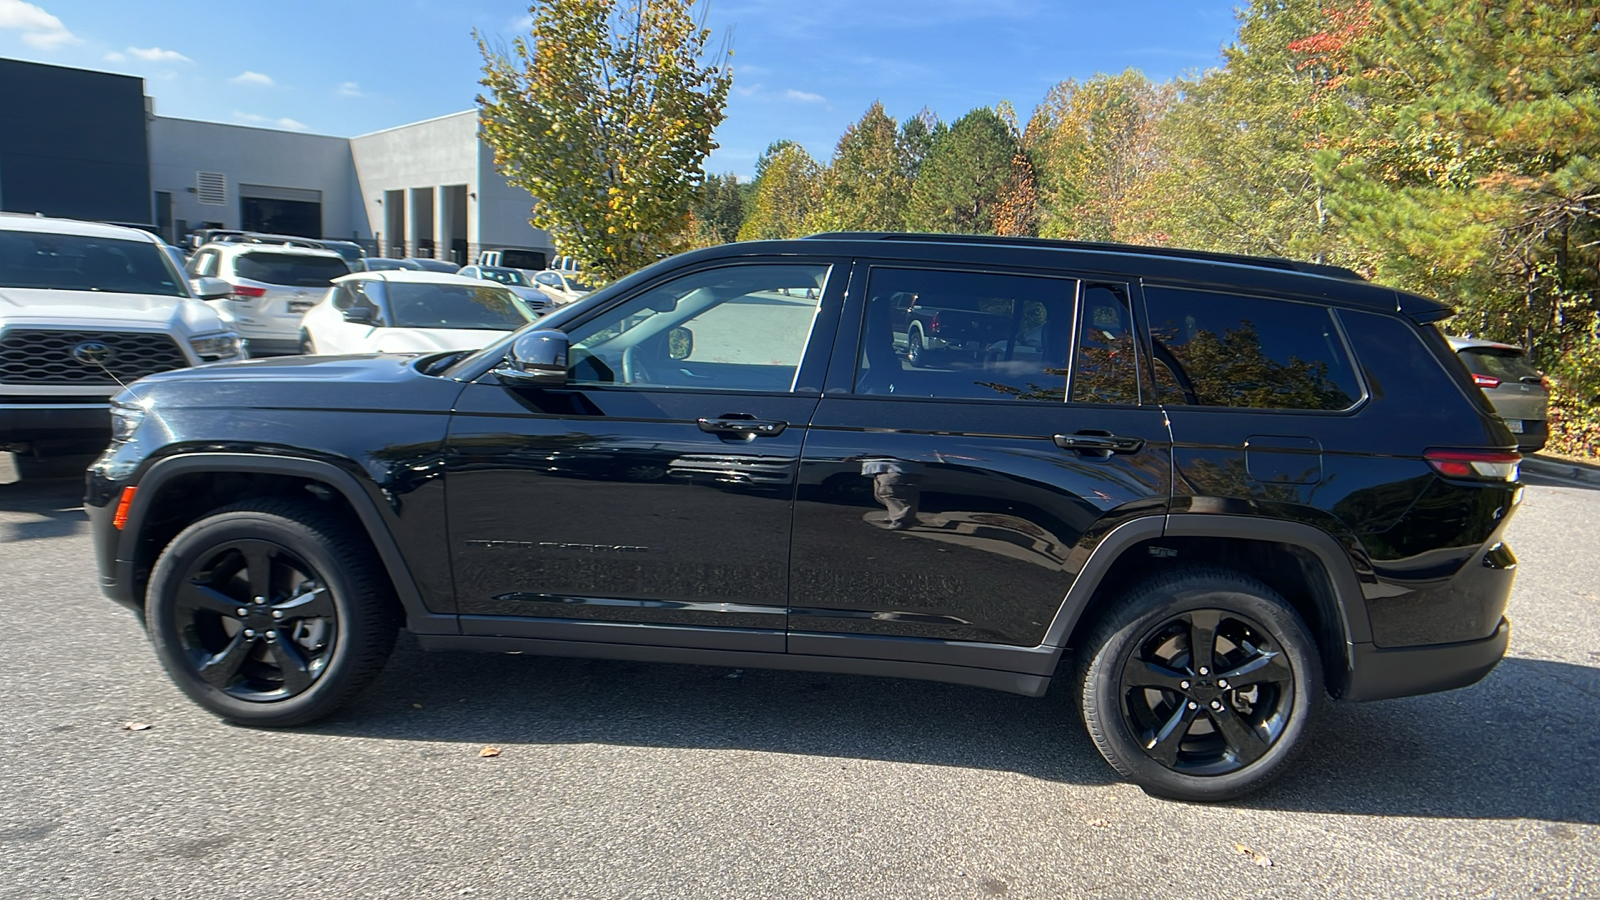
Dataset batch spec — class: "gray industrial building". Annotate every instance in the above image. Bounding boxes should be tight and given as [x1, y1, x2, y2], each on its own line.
[0, 57, 553, 264]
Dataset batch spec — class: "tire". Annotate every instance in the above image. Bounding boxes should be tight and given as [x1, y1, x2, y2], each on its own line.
[1076, 568, 1322, 801]
[144, 498, 399, 727]
[298, 329, 316, 355]
[906, 325, 927, 367]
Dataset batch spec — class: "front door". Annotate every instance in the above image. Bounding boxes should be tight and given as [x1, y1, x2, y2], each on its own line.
[790, 264, 1172, 650]
[445, 260, 845, 650]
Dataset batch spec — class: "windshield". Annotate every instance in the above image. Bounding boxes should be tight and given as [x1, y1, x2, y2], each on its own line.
[235, 252, 350, 287]
[1459, 347, 1542, 381]
[0, 231, 187, 296]
[364, 259, 420, 271]
[565, 275, 593, 292]
[385, 283, 537, 330]
[477, 267, 531, 286]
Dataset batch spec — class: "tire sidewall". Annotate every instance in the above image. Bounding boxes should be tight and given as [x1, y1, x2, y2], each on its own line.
[145, 510, 363, 726]
[1083, 584, 1322, 802]
[907, 325, 925, 366]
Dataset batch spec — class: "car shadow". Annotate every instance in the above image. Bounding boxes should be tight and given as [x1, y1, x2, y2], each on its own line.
[1522, 454, 1600, 491]
[0, 474, 89, 542]
[318, 639, 1600, 824]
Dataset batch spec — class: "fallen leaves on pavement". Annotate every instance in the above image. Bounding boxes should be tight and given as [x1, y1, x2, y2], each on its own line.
[121, 722, 152, 731]
[478, 746, 502, 758]
[1234, 842, 1273, 868]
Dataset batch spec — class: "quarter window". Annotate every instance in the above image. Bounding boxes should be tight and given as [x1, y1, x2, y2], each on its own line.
[1145, 286, 1360, 411]
[855, 268, 1076, 402]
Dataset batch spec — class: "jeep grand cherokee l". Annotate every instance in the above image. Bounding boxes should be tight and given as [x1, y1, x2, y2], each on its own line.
[87, 233, 1520, 801]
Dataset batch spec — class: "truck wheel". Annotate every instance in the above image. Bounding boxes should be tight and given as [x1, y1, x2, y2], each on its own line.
[907, 325, 927, 367]
[1076, 568, 1322, 801]
[299, 329, 316, 354]
[144, 498, 398, 727]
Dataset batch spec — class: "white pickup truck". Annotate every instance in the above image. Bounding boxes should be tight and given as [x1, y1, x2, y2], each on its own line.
[0, 215, 243, 476]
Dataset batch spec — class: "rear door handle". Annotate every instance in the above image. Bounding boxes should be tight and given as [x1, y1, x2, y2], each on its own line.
[1053, 432, 1145, 455]
[698, 416, 788, 438]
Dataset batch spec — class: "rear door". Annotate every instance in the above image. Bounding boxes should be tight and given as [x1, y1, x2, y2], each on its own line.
[789, 262, 1172, 656]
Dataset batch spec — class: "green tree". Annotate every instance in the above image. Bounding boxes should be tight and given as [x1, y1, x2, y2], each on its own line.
[813, 101, 910, 232]
[905, 108, 1020, 234]
[476, 0, 732, 283]
[690, 172, 746, 246]
[898, 109, 941, 182]
[738, 141, 822, 240]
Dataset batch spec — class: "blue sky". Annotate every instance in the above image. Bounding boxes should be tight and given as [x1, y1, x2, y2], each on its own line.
[0, 0, 1243, 178]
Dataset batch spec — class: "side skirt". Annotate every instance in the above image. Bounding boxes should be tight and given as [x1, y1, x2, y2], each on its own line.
[414, 633, 1053, 697]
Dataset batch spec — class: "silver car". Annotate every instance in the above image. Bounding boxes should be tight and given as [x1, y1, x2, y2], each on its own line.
[1448, 335, 1549, 451]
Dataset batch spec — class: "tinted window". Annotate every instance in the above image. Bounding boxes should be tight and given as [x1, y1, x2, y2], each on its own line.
[477, 267, 530, 286]
[1458, 347, 1540, 382]
[1146, 287, 1360, 411]
[497, 249, 547, 270]
[568, 264, 829, 392]
[1071, 284, 1141, 405]
[234, 253, 350, 286]
[381, 283, 535, 330]
[0, 232, 185, 297]
[856, 268, 1075, 402]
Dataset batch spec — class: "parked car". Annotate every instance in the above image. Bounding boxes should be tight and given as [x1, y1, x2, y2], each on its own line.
[1448, 335, 1549, 451]
[456, 265, 555, 313]
[0, 214, 242, 474]
[359, 258, 425, 272]
[90, 232, 1520, 802]
[531, 268, 593, 305]
[891, 289, 1014, 367]
[405, 258, 461, 274]
[297, 270, 541, 355]
[184, 242, 350, 355]
[475, 247, 549, 272]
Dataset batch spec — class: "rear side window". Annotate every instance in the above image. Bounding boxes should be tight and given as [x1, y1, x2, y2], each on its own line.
[234, 252, 350, 286]
[1145, 287, 1361, 411]
[1071, 284, 1141, 405]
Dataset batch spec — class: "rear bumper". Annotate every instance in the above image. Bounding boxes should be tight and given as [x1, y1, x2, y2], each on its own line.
[1342, 617, 1510, 701]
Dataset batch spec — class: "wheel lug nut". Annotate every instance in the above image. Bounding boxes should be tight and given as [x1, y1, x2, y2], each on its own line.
[1210, 700, 1223, 710]
[1187, 701, 1198, 710]
[1198, 666, 1209, 676]
[244, 629, 256, 638]
[1180, 680, 1190, 690]
[265, 630, 277, 640]
[271, 610, 283, 619]
[236, 608, 249, 617]
[1218, 679, 1229, 689]
[253, 596, 267, 605]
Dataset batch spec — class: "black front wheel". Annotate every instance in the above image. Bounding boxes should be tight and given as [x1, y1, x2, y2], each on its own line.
[145, 499, 398, 727]
[1077, 568, 1322, 801]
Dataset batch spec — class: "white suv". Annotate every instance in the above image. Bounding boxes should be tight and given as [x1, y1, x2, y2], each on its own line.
[186, 241, 350, 355]
[0, 214, 243, 470]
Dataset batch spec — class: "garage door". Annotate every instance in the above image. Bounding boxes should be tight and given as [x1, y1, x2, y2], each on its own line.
[239, 184, 322, 238]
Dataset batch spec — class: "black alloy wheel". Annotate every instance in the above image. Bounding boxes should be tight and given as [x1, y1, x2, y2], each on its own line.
[145, 498, 398, 727]
[171, 539, 337, 702]
[1077, 569, 1322, 801]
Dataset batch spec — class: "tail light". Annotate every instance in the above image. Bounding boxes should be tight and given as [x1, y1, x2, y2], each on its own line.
[231, 285, 268, 300]
[1471, 373, 1500, 388]
[929, 312, 941, 335]
[1425, 449, 1520, 482]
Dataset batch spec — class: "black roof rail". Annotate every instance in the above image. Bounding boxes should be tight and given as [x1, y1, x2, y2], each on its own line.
[803, 231, 1366, 282]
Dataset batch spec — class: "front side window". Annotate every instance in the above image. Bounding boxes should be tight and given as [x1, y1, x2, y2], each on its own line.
[568, 264, 830, 393]
[0, 232, 186, 297]
[234, 252, 350, 286]
[855, 268, 1076, 402]
[1145, 286, 1361, 411]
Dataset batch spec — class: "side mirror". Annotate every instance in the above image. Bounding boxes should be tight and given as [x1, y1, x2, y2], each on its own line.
[190, 276, 232, 301]
[668, 326, 694, 360]
[494, 329, 569, 387]
[343, 306, 375, 324]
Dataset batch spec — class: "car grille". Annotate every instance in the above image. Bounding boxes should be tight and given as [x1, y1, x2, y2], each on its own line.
[0, 330, 190, 385]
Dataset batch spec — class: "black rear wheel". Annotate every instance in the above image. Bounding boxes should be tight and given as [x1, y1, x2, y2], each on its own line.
[145, 499, 397, 727]
[1077, 568, 1322, 801]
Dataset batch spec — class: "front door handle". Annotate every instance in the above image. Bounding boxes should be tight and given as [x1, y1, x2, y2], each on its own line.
[1053, 432, 1145, 455]
[698, 415, 788, 438]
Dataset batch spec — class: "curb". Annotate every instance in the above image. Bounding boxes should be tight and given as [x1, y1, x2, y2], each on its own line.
[1523, 455, 1600, 485]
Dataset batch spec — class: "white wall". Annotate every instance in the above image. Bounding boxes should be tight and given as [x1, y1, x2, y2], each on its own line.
[148, 117, 358, 237]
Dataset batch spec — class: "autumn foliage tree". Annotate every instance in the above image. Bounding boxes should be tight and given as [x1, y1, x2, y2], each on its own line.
[476, 0, 732, 282]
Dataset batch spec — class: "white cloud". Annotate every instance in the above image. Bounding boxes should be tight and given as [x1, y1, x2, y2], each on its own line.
[103, 50, 124, 62]
[232, 111, 308, 131]
[784, 89, 825, 103]
[231, 70, 274, 87]
[127, 46, 191, 63]
[731, 82, 763, 98]
[337, 81, 362, 97]
[0, 0, 79, 49]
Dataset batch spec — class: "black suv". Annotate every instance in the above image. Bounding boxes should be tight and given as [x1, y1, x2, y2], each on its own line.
[87, 234, 1521, 801]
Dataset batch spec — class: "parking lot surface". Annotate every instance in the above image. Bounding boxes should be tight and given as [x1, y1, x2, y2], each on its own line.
[2, 459, 1597, 899]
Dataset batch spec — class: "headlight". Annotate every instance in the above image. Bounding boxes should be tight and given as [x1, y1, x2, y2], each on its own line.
[188, 332, 244, 361]
[109, 399, 147, 443]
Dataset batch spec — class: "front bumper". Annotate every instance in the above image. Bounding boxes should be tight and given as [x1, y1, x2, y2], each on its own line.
[0, 400, 110, 445]
[1342, 617, 1510, 701]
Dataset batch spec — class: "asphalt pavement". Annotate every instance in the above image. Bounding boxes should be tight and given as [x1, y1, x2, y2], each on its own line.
[1, 460, 1597, 899]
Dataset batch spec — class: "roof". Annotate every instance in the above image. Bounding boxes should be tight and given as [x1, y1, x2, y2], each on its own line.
[208, 241, 344, 259]
[334, 270, 493, 286]
[0, 213, 162, 243]
[1447, 335, 1525, 353]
